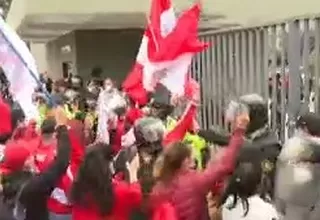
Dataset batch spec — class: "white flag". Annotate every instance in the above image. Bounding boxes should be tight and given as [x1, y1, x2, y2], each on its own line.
[0, 17, 39, 120]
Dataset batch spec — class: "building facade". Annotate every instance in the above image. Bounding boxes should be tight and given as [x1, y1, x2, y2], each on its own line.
[6, 0, 320, 80]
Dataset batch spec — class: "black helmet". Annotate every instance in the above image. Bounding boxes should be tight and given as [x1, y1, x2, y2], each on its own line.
[239, 94, 268, 135]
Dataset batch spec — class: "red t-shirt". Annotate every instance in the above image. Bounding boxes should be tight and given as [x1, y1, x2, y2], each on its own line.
[35, 138, 57, 172]
[72, 181, 142, 220]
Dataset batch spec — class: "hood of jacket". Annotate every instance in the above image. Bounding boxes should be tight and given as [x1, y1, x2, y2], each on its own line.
[275, 129, 320, 207]
[278, 129, 320, 163]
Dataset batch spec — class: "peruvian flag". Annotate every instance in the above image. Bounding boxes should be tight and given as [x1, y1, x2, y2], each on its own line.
[163, 102, 198, 146]
[122, 0, 207, 105]
[162, 74, 200, 146]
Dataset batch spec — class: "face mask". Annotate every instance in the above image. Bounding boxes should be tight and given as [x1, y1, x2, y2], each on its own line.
[104, 85, 112, 91]
[88, 86, 95, 93]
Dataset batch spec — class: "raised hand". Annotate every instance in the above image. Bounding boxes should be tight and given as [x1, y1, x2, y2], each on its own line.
[234, 113, 250, 130]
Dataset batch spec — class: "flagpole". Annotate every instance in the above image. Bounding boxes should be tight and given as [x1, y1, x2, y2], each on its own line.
[0, 29, 54, 106]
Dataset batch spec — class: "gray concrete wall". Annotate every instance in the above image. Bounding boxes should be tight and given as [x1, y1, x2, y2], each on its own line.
[74, 29, 142, 83]
[46, 32, 77, 80]
[29, 43, 48, 74]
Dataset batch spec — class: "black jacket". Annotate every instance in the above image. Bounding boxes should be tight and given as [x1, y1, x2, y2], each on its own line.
[19, 126, 71, 220]
[0, 193, 14, 220]
[199, 126, 282, 164]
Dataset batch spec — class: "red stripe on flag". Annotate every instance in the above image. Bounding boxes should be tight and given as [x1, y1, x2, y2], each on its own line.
[147, 3, 208, 62]
[162, 103, 197, 146]
[122, 63, 149, 106]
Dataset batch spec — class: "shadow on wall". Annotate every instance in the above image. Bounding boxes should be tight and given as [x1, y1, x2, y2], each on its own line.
[74, 29, 144, 83]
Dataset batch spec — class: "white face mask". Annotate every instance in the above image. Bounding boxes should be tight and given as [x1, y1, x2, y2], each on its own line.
[88, 86, 95, 93]
[104, 85, 112, 91]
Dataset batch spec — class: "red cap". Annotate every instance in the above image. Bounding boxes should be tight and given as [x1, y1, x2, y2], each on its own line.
[0, 141, 32, 175]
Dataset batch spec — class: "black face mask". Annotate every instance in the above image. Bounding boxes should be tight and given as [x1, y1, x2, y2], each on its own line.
[113, 107, 127, 117]
[154, 108, 173, 120]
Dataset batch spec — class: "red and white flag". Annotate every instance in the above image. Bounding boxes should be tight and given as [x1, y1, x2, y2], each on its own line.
[122, 0, 208, 105]
[162, 102, 198, 146]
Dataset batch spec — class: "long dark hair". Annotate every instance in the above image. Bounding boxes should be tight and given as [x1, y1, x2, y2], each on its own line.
[157, 142, 191, 183]
[239, 94, 268, 135]
[219, 161, 267, 216]
[71, 143, 114, 215]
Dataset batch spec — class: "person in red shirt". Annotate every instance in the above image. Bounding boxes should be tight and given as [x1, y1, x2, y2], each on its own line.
[48, 118, 86, 220]
[35, 118, 57, 172]
[150, 113, 249, 220]
[0, 95, 12, 144]
[70, 142, 142, 220]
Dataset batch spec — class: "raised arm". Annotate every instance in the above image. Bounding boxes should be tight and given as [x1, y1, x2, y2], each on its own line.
[21, 125, 71, 196]
[193, 114, 249, 192]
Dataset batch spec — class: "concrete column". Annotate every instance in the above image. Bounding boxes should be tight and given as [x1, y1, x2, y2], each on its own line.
[29, 42, 48, 74]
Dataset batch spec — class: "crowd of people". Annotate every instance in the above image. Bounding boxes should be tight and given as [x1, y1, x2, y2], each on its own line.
[0, 71, 320, 220]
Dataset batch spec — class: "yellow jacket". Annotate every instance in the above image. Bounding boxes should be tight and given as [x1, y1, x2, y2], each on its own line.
[37, 104, 49, 126]
[166, 116, 206, 169]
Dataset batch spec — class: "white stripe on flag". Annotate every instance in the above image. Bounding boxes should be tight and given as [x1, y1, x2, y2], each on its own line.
[0, 17, 39, 120]
[137, 3, 193, 96]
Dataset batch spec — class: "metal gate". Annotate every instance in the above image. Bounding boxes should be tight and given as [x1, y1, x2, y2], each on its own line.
[191, 16, 320, 142]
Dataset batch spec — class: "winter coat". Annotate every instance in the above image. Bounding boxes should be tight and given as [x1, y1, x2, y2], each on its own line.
[275, 130, 320, 220]
[151, 128, 245, 220]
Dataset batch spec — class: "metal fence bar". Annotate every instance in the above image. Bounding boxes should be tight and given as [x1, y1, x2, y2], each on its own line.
[302, 19, 310, 113]
[241, 31, 248, 95]
[216, 35, 223, 127]
[212, 35, 218, 126]
[262, 27, 270, 100]
[222, 34, 228, 129]
[228, 33, 235, 98]
[315, 19, 320, 114]
[201, 39, 208, 129]
[279, 23, 288, 141]
[248, 30, 255, 93]
[235, 32, 241, 97]
[195, 46, 203, 128]
[270, 25, 278, 131]
[255, 29, 263, 96]
[205, 36, 213, 128]
[287, 20, 302, 136]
